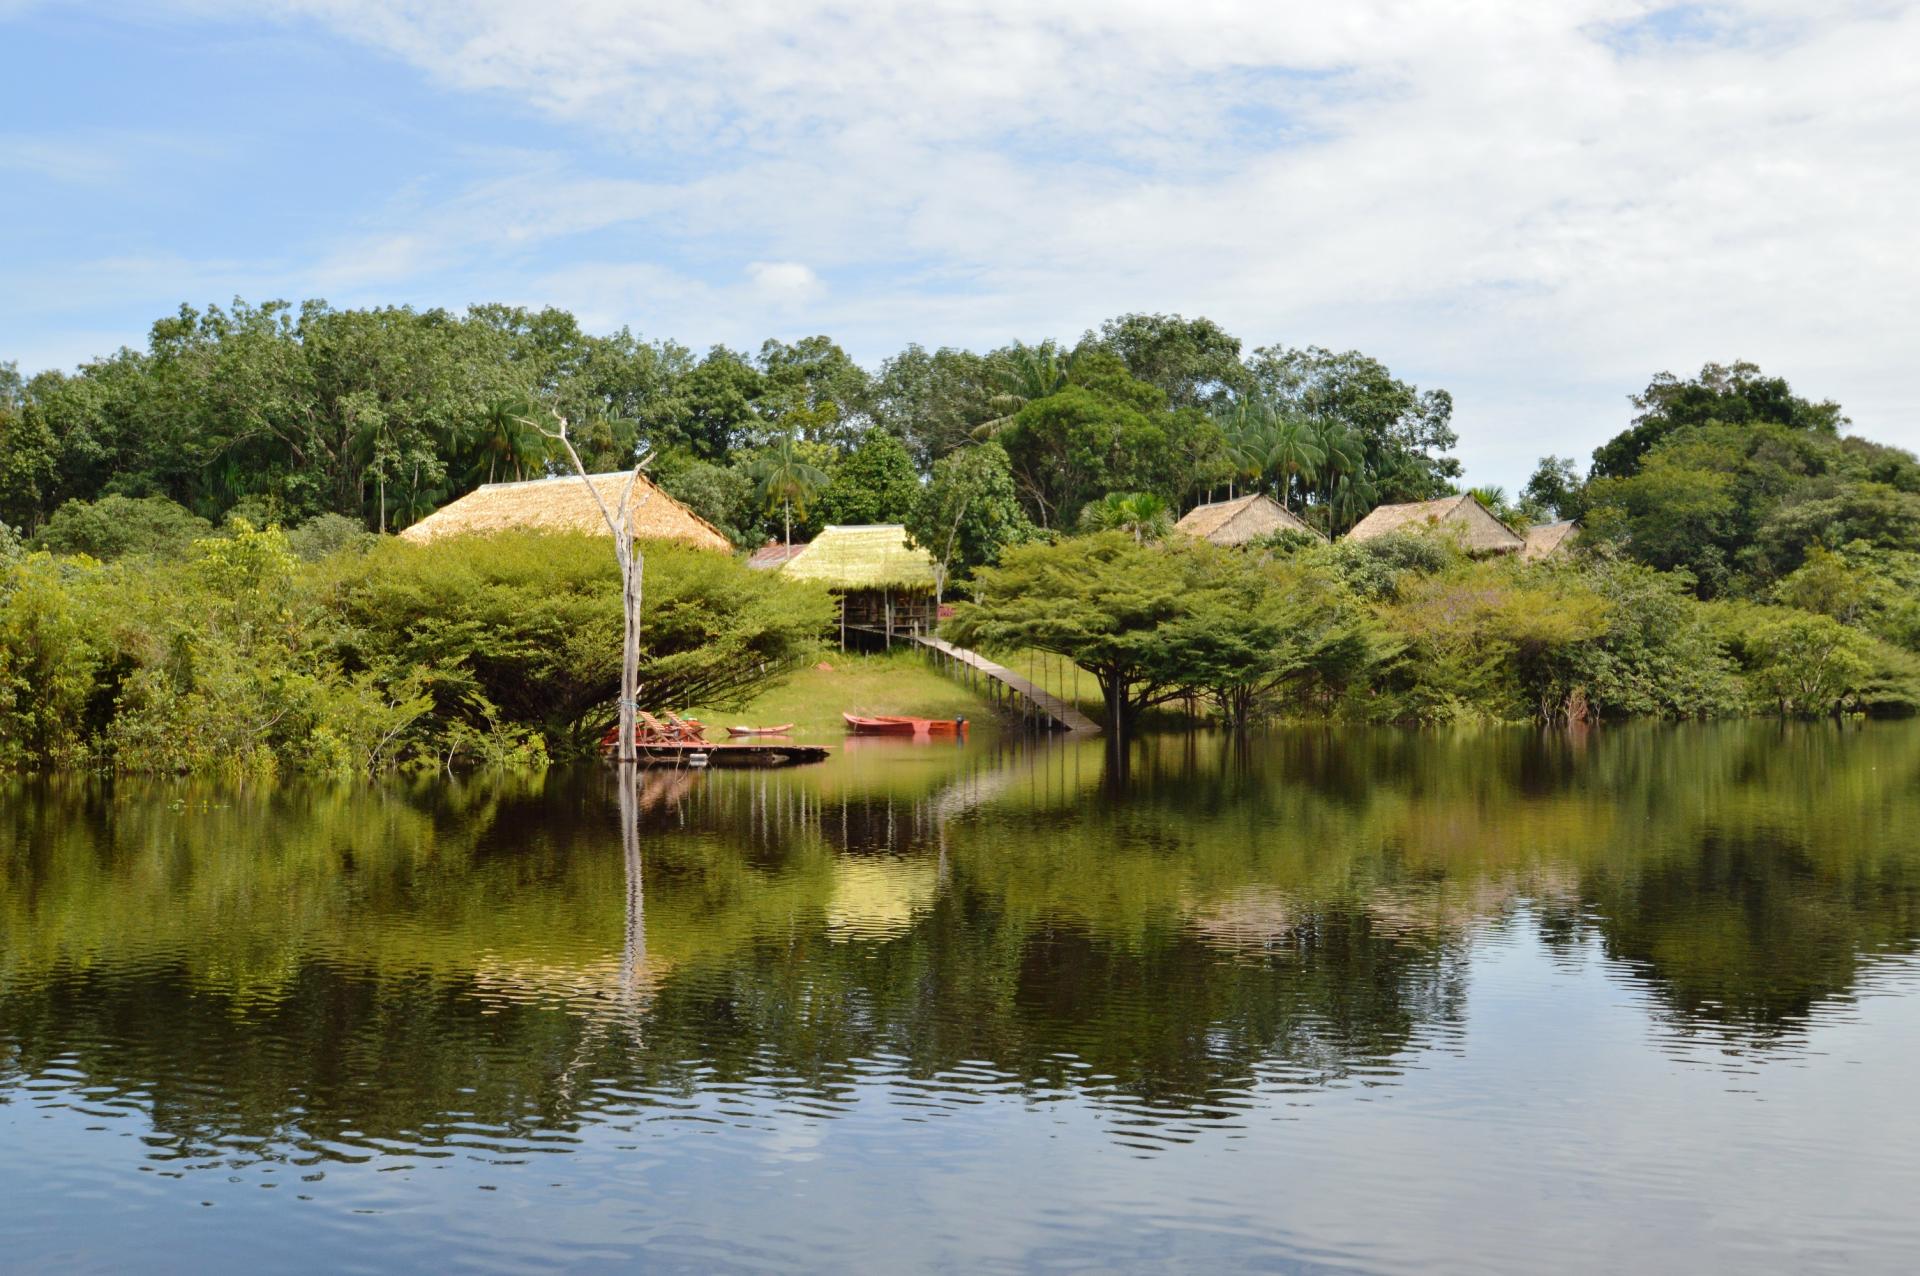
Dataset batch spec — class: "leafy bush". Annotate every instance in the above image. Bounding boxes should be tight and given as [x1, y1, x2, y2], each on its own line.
[0, 554, 104, 768]
[324, 531, 832, 757]
[286, 512, 374, 562]
[35, 495, 212, 560]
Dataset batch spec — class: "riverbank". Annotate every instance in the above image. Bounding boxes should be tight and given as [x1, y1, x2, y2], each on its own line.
[684, 648, 999, 737]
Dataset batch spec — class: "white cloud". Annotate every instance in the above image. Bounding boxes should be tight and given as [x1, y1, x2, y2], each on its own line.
[746, 260, 821, 302]
[143, 2, 1920, 481]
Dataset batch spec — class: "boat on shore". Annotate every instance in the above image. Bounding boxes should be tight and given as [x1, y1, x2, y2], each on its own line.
[842, 713, 968, 737]
[726, 723, 795, 737]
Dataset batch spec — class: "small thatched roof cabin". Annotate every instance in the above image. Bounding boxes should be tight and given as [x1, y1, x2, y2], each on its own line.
[399, 472, 732, 551]
[1344, 494, 1524, 555]
[1175, 493, 1326, 547]
[1522, 519, 1580, 561]
[780, 524, 937, 645]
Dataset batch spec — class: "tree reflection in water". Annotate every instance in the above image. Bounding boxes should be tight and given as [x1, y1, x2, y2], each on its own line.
[3, 721, 1919, 1161]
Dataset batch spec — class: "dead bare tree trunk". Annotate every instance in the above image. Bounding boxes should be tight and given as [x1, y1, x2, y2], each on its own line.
[532, 411, 654, 766]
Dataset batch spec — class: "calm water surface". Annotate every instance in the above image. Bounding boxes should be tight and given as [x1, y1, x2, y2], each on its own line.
[4, 723, 1920, 1273]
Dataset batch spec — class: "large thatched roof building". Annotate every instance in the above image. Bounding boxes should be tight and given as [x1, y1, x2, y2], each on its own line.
[399, 472, 731, 551]
[1344, 494, 1525, 555]
[1175, 493, 1325, 547]
[1522, 519, 1580, 562]
[780, 524, 937, 644]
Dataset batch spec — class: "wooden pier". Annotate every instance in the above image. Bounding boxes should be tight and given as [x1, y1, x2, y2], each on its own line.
[915, 635, 1100, 734]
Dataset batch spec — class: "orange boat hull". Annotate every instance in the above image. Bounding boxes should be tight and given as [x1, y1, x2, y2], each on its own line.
[842, 713, 968, 737]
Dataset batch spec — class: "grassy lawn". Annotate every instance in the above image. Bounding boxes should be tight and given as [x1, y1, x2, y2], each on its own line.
[684, 648, 998, 738]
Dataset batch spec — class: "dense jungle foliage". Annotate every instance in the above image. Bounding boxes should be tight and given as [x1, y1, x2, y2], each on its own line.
[0, 523, 828, 778]
[4, 304, 1920, 774]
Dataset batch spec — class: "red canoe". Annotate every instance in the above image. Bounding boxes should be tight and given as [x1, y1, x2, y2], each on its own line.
[842, 713, 968, 737]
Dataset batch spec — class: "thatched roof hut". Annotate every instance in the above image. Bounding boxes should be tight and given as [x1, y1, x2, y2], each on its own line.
[1522, 519, 1580, 561]
[781, 525, 938, 644]
[1175, 493, 1325, 547]
[781, 525, 937, 590]
[1344, 494, 1524, 554]
[399, 472, 732, 551]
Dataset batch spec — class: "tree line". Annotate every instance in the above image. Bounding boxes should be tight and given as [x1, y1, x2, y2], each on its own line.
[0, 302, 1461, 549]
[5, 302, 1920, 774]
[949, 358, 1920, 730]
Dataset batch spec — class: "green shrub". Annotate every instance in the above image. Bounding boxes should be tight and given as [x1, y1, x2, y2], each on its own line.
[35, 495, 212, 560]
[324, 530, 831, 757]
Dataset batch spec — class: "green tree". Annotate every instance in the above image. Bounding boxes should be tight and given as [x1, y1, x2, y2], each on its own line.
[813, 430, 921, 527]
[470, 393, 548, 484]
[1089, 313, 1244, 409]
[0, 362, 59, 531]
[905, 442, 1030, 602]
[654, 457, 758, 548]
[34, 495, 213, 560]
[1591, 361, 1845, 480]
[0, 553, 103, 768]
[949, 534, 1216, 731]
[1078, 491, 1173, 543]
[1265, 414, 1326, 512]
[755, 336, 873, 451]
[871, 344, 995, 468]
[329, 531, 831, 755]
[1736, 610, 1875, 717]
[972, 341, 1075, 440]
[746, 434, 831, 550]
[636, 346, 764, 462]
[1521, 455, 1585, 521]
[1244, 345, 1459, 502]
[997, 352, 1176, 529]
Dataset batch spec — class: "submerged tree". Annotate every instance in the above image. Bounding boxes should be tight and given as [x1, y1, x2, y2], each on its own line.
[532, 412, 655, 765]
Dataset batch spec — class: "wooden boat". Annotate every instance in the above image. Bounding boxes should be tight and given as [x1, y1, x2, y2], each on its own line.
[842, 713, 968, 737]
[726, 723, 795, 737]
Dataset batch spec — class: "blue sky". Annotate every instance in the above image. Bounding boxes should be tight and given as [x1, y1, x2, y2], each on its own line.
[4, 1, 1917, 489]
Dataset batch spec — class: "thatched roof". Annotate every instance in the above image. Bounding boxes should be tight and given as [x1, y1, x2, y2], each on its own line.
[747, 541, 810, 570]
[1522, 519, 1580, 561]
[399, 472, 732, 551]
[780, 524, 937, 591]
[1175, 493, 1326, 546]
[1344, 494, 1524, 553]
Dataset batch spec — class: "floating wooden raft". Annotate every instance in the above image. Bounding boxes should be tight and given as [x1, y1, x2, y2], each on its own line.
[627, 741, 830, 768]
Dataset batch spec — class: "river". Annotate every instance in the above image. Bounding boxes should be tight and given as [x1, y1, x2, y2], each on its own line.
[4, 723, 1919, 1273]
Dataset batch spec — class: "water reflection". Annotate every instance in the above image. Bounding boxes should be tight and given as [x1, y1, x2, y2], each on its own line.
[4, 723, 1920, 1266]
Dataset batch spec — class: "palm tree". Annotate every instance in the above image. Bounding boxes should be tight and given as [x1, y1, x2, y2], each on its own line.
[1212, 396, 1277, 499]
[475, 394, 546, 483]
[1264, 413, 1325, 512]
[747, 434, 829, 550]
[972, 342, 1073, 439]
[1310, 419, 1365, 503]
[1326, 473, 1378, 534]
[1080, 491, 1173, 543]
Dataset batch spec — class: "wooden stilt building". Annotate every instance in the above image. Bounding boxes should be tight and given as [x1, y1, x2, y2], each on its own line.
[778, 524, 938, 648]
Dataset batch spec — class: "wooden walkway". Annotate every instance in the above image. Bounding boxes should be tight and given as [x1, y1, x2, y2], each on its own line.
[916, 635, 1100, 734]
